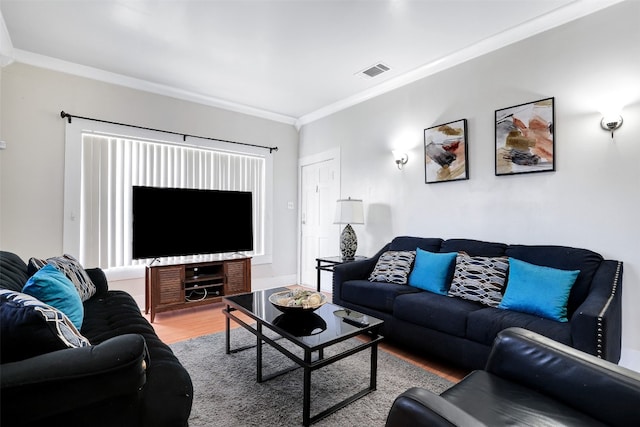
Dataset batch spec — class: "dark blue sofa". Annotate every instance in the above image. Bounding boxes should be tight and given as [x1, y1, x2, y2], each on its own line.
[0, 251, 193, 427]
[332, 236, 623, 370]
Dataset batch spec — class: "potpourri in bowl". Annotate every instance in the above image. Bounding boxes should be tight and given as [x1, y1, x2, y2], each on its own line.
[269, 289, 327, 313]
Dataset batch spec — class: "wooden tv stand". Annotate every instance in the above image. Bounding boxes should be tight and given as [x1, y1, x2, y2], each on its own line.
[145, 255, 251, 322]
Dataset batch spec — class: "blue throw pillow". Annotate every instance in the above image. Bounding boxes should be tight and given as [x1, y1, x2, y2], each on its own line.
[408, 248, 457, 295]
[23, 264, 84, 329]
[498, 258, 580, 322]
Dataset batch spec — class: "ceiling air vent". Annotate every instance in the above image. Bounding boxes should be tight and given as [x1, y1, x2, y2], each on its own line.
[358, 62, 391, 78]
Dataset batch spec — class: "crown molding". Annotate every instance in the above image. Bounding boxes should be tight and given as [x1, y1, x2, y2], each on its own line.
[3, 0, 624, 129]
[0, 10, 15, 67]
[295, 0, 625, 129]
[9, 48, 297, 126]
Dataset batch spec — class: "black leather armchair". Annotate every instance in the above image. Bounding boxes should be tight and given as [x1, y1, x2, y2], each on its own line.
[386, 327, 640, 427]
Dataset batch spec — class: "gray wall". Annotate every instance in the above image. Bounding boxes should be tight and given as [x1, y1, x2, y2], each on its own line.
[299, 1, 640, 367]
[0, 63, 299, 291]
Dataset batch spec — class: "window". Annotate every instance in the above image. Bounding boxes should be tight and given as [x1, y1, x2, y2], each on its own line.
[64, 119, 272, 271]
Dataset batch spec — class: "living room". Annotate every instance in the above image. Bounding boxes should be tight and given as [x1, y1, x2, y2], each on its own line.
[1, 0, 639, 408]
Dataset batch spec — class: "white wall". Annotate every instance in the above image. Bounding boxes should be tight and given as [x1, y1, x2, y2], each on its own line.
[299, 1, 640, 369]
[1, 1, 638, 370]
[0, 63, 299, 298]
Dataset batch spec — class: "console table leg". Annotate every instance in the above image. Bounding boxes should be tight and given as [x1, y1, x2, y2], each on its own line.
[316, 259, 322, 292]
[225, 307, 230, 355]
[303, 353, 312, 426]
[257, 322, 263, 383]
[370, 341, 378, 391]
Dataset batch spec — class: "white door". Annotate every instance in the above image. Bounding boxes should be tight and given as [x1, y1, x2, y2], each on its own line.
[300, 155, 339, 291]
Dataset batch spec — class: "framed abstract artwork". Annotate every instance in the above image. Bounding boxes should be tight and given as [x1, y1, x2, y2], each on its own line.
[495, 97, 555, 176]
[424, 119, 468, 184]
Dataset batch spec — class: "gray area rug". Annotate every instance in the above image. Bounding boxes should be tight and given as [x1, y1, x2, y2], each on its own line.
[170, 327, 452, 426]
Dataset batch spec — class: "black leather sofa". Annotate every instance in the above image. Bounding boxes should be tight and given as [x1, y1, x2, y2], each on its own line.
[386, 327, 640, 427]
[333, 236, 623, 370]
[0, 251, 193, 427]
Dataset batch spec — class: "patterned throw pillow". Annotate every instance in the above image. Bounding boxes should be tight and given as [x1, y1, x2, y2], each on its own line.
[28, 254, 96, 301]
[368, 251, 416, 284]
[0, 289, 91, 363]
[448, 252, 509, 307]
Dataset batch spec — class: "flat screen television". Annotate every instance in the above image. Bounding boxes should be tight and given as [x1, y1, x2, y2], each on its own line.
[132, 186, 253, 259]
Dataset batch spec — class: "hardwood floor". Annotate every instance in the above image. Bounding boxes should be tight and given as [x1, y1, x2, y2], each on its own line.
[144, 302, 468, 383]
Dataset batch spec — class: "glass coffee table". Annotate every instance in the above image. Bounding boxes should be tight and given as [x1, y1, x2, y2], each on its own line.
[223, 287, 384, 426]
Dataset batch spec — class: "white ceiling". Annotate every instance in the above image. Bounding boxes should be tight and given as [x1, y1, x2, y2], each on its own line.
[0, 0, 623, 127]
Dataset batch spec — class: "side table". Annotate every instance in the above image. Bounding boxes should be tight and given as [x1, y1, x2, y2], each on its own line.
[315, 255, 368, 292]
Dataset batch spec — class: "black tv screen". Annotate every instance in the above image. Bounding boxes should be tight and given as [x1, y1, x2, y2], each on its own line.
[132, 186, 253, 259]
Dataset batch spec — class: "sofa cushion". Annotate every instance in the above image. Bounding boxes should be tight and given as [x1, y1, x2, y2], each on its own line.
[22, 264, 85, 329]
[0, 251, 30, 292]
[441, 239, 508, 257]
[389, 236, 443, 252]
[368, 250, 415, 284]
[505, 245, 602, 316]
[81, 290, 154, 342]
[28, 254, 97, 301]
[0, 289, 91, 363]
[466, 306, 572, 346]
[408, 248, 457, 295]
[394, 291, 484, 337]
[498, 258, 579, 322]
[448, 253, 509, 307]
[341, 280, 421, 313]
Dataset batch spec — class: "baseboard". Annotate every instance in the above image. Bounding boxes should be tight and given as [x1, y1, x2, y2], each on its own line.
[619, 347, 640, 373]
[251, 274, 297, 291]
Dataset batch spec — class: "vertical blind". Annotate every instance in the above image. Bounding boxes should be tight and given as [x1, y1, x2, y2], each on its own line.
[80, 134, 265, 269]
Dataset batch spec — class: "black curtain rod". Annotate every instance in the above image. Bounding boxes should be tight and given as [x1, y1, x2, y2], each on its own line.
[60, 111, 278, 153]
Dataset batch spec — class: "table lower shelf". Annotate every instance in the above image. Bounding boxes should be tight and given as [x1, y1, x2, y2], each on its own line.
[223, 305, 382, 426]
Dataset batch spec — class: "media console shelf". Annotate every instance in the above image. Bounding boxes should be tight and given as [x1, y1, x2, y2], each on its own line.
[145, 256, 251, 322]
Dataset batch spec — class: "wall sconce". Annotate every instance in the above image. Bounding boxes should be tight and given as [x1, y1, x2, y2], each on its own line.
[392, 150, 408, 169]
[601, 115, 623, 138]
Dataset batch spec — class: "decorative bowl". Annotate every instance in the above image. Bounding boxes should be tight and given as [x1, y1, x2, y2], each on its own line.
[268, 289, 327, 313]
[272, 313, 327, 336]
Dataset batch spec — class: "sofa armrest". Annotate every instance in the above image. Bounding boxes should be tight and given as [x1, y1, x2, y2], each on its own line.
[1, 334, 148, 425]
[332, 253, 383, 305]
[571, 260, 623, 362]
[386, 387, 487, 427]
[333, 257, 378, 282]
[85, 267, 109, 297]
[485, 327, 640, 427]
[332, 243, 393, 305]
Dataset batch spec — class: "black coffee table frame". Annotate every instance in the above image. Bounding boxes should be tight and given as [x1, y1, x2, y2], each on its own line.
[223, 289, 384, 426]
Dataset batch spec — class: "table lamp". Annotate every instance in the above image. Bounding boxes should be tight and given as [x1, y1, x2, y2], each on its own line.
[333, 197, 364, 260]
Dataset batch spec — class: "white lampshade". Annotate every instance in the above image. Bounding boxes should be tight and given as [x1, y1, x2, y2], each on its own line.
[333, 198, 364, 225]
